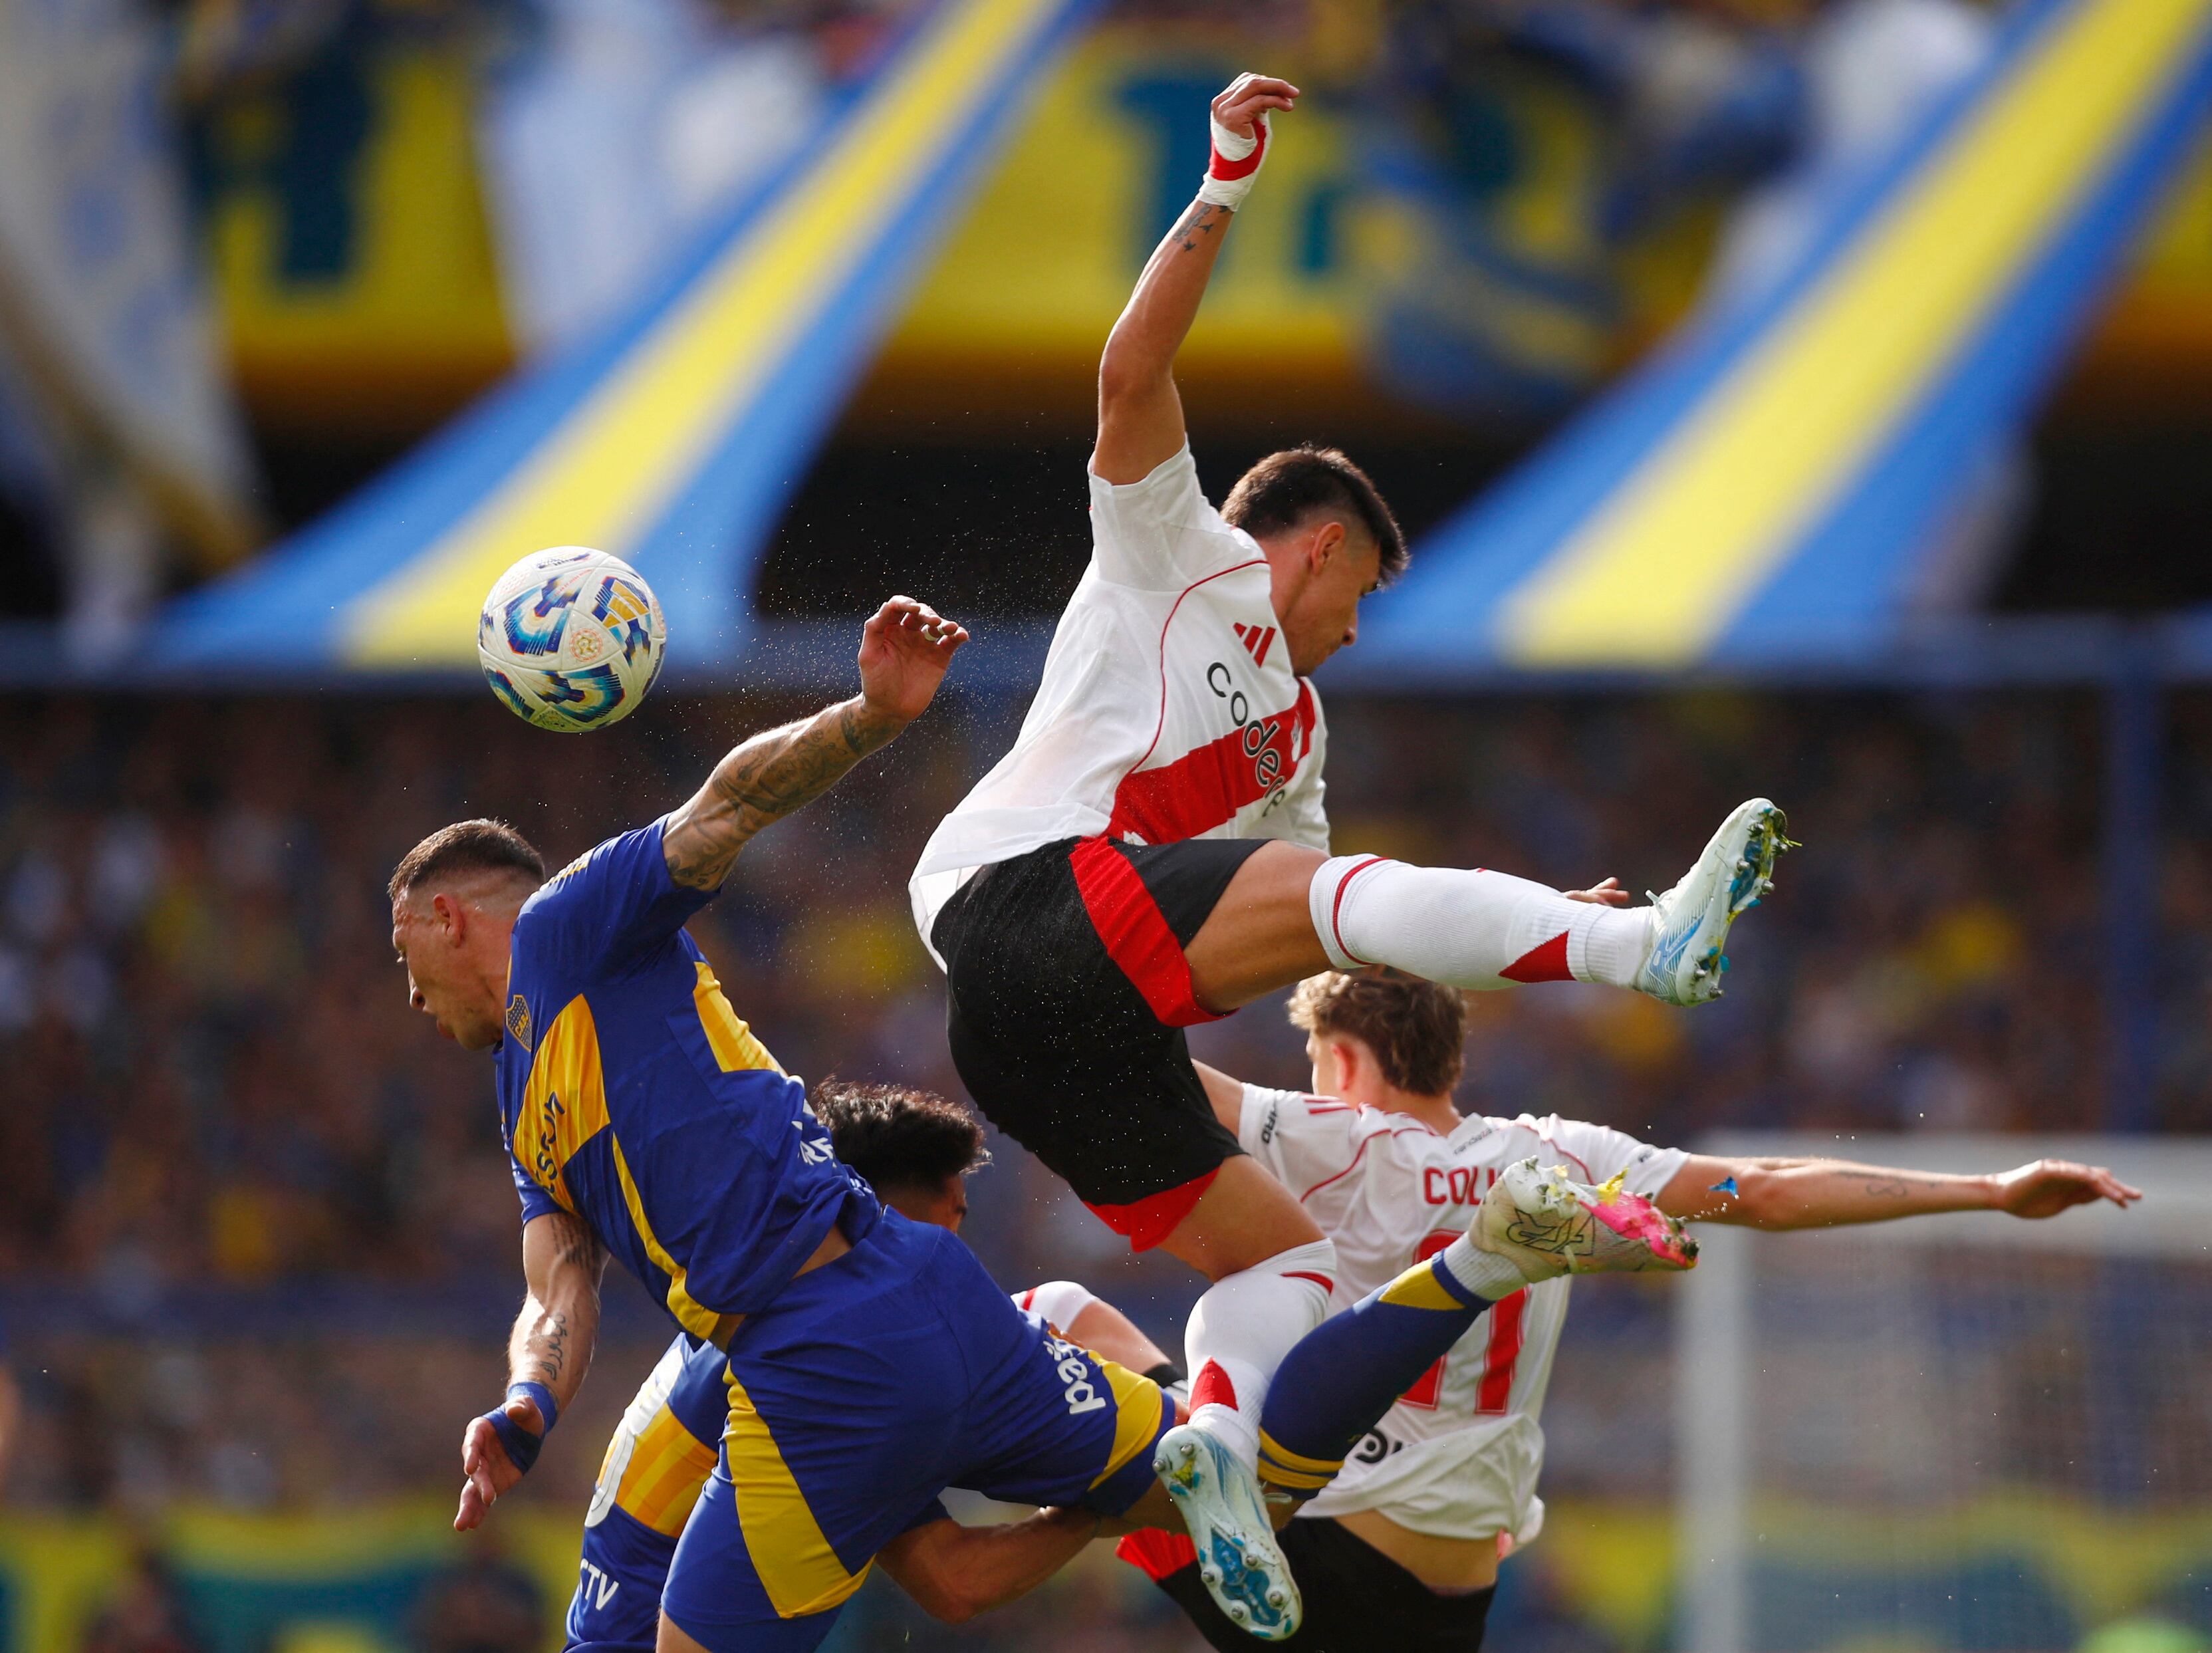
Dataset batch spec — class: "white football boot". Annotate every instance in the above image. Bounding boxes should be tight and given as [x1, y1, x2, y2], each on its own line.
[1474, 1157, 1699, 1279]
[1154, 1424, 1302, 1640]
[1635, 797, 1789, 1007]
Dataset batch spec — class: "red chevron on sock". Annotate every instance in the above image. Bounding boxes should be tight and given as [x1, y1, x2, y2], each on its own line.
[1190, 1359, 1237, 1412]
[1501, 931, 1573, 983]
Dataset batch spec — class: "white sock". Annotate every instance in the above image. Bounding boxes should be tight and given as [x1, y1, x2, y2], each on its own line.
[1437, 1231, 1535, 1299]
[1309, 856, 1656, 989]
[1183, 1238, 1337, 1467]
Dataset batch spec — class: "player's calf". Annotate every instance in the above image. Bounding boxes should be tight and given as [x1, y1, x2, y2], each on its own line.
[1301, 798, 1788, 1005]
[1179, 1232, 1336, 1467]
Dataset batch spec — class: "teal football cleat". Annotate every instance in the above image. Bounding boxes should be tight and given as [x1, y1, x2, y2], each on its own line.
[1154, 1423, 1302, 1640]
[1635, 798, 1789, 1007]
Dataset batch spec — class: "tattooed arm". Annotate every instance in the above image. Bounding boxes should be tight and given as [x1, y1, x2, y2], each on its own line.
[454, 1210, 606, 1531]
[1656, 1154, 2141, 1229]
[1092, 74, 1299, 484]
[660, 597, 968, 892]
[508, 1209, 604, 1403]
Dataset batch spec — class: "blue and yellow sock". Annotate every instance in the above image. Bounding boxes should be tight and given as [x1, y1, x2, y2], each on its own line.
[1255, 1239, 1515, 1500]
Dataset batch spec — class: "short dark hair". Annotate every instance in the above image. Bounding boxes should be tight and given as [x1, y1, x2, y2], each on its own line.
[810, 1080, 990, 1192]
[388, 819, 545, 902]
[1222, 446, 1407, 580]
[1288, 970, 1465, 1096]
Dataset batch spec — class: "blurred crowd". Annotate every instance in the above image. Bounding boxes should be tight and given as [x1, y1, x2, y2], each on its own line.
[0, 682, 2201, 1648]
[0, 684, 2167, 1311]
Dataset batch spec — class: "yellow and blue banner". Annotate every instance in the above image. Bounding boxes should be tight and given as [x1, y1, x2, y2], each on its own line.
[5, 1495, 2209, 1653]
[1352, 0, 2212, 679]
[150, 0, 1096, 678]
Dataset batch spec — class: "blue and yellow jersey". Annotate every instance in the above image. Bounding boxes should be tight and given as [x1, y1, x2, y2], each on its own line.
[495, 821, 878, 1341]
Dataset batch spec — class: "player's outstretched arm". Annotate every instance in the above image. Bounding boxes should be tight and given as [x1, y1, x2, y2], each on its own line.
[662, 596, 967, 891]
[1657, 1154, 2142, 1229]
[455, 1211, 608, 1531]
[1092, 72, 1298, 484]
[876, 1507, 1102, 1624]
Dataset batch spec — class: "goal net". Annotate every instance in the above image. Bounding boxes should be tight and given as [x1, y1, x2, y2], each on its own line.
[1675, 1134, 2212, 1653]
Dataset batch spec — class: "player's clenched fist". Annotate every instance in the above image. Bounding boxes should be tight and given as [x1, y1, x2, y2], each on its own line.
[1199, 73, 1300, 210]
[858, 596, 968, 727]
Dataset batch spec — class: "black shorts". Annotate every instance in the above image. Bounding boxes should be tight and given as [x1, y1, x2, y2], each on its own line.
[932, 834, 1269, 1249]
[1140, 1518, 1496, 1653]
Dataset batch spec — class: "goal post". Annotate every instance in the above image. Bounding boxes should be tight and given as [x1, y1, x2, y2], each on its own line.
[1675, 1134, 2212, 1653]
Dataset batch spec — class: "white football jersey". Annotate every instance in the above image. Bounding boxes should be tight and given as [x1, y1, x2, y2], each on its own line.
[912, 447, 1330, 959]
[1237, 1084, 1685, 1547]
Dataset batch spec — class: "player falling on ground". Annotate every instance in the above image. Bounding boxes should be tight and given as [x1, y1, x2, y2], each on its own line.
[1115, 971, 2142, 1653]
[908, 68, 1788, 1635]
[389, 598, 1195, 1653]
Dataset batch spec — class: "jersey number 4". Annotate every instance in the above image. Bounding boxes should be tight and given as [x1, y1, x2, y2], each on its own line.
[1401, 1231, 1527, 1414]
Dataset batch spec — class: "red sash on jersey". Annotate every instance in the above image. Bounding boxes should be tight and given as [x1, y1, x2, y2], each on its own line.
[1108, 682, 1316, 846]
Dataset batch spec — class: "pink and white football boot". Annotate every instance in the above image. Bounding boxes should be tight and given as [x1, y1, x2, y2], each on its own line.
[1474, 1157, 1699, 1277]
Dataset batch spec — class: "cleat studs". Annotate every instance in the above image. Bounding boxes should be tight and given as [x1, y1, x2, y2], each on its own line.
[1200, 1565, 1221, 1587]
[1227, 1604, 1251, 1624]
[1267, 1588, 1290, 1607]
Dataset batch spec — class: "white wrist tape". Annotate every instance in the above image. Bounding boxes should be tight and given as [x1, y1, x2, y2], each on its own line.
[1015, 1280, 1099, 1334]
[1197, 108, 1271, 209]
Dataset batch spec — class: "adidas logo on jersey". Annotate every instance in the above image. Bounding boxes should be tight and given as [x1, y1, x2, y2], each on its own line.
[1231, 623, 1277, 667]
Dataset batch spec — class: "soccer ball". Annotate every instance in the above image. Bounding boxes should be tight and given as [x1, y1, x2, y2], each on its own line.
[477, 547, 667, 731]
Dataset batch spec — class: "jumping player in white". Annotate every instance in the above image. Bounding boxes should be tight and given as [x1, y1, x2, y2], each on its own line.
[910, 69, 1788, 1636]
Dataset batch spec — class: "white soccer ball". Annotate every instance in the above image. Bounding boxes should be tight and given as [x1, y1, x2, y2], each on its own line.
[477, 547, 668, 732]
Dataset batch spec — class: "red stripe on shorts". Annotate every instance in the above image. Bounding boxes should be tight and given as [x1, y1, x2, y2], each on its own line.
[1085, 1167, 1221, 1253]
[1068, 836, 1223, 1027]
